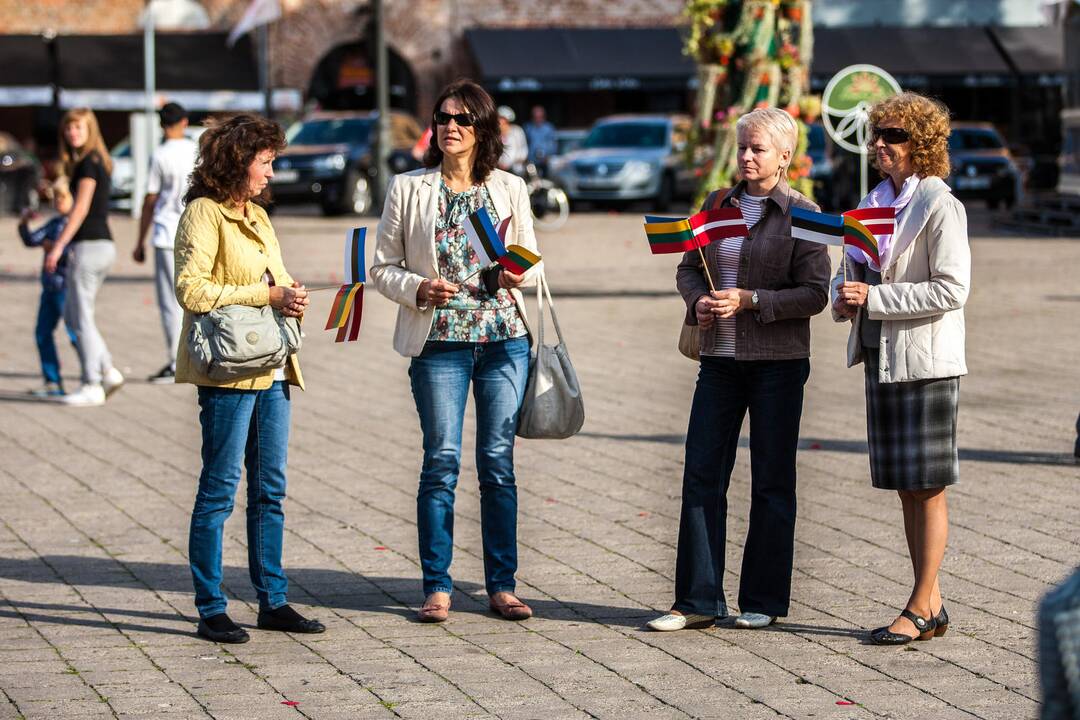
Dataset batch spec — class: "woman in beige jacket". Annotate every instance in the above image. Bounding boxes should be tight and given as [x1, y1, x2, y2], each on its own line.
[371, 80, 541, 624]
[174, 114, 323, 643]
[832, 93, 970, 645]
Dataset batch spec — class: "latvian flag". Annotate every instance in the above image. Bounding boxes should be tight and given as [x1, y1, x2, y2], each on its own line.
[790, 207, 844, 246]
[644, 207, 747, 254]
[465, 207, 510, 266]
[843, 207, 895, 237]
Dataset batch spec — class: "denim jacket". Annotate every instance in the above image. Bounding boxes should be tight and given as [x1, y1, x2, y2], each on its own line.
[676, 180, 831, 360]
[19, 215, 69, 293]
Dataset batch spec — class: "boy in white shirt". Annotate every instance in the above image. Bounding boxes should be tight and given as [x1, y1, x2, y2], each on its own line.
[134, 102, 198, 383]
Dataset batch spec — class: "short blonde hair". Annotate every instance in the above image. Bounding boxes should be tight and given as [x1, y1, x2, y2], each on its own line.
[736, 107, 799, 160]
[868, 92, 951, 179]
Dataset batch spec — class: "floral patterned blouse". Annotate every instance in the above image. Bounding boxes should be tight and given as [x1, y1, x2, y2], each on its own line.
[427, 180, 527, 343]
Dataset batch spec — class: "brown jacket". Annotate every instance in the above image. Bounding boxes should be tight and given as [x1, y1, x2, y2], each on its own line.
[676, 180, 831, 360]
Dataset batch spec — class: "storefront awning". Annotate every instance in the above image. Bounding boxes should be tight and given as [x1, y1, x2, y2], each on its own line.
[811, 26, 1013, 87]
[466, 28, 695, 92]
[0, 35, 54, 107]
[989, 26, 1064, 75]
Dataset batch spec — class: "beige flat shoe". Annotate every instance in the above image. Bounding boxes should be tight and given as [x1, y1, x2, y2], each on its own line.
[489, 593, 532, 621]
[417, 593, 451, 623]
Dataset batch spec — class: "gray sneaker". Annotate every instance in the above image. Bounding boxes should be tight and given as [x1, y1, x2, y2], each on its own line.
[733, 612, 776, 629]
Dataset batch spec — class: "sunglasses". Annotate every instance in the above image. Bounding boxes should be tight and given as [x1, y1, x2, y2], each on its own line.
[433, 110, 476, 127]
[871, 126, 911, 145]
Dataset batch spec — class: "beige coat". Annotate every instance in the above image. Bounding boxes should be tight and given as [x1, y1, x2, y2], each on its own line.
[370, 167, 541, 357]
[173, 197, 304, 390]
[831, 176, 970, 383]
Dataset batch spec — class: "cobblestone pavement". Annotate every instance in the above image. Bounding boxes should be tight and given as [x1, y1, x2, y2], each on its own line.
[0, 207, 1076, 720]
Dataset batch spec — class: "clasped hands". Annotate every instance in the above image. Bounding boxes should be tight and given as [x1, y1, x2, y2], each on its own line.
[833, 281, 870, 319]
[417, 269, 524, 308]
[269, 282, 309, 318]
[695, 289, 753, 328]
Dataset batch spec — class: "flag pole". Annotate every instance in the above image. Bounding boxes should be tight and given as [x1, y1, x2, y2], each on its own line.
[697, 245, 717, 293]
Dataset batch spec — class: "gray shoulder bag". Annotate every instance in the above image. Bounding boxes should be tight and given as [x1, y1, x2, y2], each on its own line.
[516, 271, 585, 439]
[187, 302, 302, 382]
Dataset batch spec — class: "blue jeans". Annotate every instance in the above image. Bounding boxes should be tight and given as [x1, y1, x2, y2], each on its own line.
[409, 338, 530, 596]
[674, 357, 810, 618]
[35, 287, 77, 385]
[189, 381, 291, 618]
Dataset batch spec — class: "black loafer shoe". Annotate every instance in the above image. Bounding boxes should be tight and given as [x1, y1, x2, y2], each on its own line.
[257, 605, 326, 634]
[870, 609, 936, 646]
[197, 614, 250, 644]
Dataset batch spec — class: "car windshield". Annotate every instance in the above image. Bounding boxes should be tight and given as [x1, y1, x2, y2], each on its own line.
[111, 139, 130, 158]
[287, 118, 373, 146]
[948, 128, 1004, 151]
[583, 122, 667, 149]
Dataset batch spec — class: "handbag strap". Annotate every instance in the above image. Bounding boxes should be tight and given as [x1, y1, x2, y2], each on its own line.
[533, 270, 565, 352]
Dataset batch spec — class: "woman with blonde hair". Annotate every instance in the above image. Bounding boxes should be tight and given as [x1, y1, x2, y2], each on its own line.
[44, 108, 124, 406]
[832, 92, 969, 645]
[647, 107, 831, 632]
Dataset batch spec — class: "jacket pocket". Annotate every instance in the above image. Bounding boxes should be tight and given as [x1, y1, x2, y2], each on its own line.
[752, 233, 795, 287]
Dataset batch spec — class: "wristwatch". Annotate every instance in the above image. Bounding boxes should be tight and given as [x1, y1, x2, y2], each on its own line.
[751, 290, 759, 309]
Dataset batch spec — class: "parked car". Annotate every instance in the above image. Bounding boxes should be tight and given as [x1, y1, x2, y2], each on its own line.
[270, 111, 422, 215]
[549, 115, 695, 209]
[947, 123, 1021, 209]
[0, 132, 40, 215]
[110, 126, 205, 211]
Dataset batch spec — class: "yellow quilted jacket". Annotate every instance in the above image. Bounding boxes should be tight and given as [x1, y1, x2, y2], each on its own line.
[173, 197, 305, 390]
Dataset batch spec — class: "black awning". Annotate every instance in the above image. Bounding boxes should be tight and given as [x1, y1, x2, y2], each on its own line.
[990, 26, 1064, 74]
[0, 35, 52, 86]
[466, 27, 695, 92]
[811, 26, 1012, 83]
[55, 32, 257, 91]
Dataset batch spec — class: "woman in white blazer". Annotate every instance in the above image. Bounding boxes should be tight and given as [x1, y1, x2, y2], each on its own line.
[832, 92, 970, 646]
[371, 79, 541, 624]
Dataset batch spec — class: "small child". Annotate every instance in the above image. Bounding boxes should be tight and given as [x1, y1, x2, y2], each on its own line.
[18, 178, 77, 397]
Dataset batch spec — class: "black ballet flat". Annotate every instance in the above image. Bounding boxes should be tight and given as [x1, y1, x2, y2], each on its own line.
[257, 604, 326, 634]
[870, 609, 936, 645]
[197, 613, 250, 644]
[933, 604, 949, 637]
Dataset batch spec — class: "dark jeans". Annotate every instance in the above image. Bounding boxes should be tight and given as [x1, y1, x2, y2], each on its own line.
[189, 381, 291, 618]
[674, 356, 810, 618]
[409, 338, 530, 596]
[35, 286, 77, 385]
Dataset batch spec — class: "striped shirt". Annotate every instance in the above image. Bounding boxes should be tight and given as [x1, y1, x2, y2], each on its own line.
[705, 194, 768, 357]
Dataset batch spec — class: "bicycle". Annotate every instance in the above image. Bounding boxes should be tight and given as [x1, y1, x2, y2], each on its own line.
[523, 162, 570, 232]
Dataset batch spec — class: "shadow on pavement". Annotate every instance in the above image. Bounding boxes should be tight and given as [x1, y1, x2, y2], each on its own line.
[579, 432, 1077, 466]
[0, 556, 655, 631]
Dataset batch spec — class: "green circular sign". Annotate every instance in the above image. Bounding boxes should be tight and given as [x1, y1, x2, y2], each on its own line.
[822, 64, 902, 154]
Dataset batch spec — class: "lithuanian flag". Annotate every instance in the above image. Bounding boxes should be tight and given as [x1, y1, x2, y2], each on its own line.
[498, 244, 541, 275]
[843, 216, 880, 266]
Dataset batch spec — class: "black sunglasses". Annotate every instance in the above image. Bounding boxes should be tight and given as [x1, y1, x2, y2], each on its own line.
[871, 126, 911, 145]
[433, 110, 476, 127]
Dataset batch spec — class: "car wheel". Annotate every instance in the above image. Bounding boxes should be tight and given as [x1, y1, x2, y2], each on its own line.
[656, 173, 674, 212]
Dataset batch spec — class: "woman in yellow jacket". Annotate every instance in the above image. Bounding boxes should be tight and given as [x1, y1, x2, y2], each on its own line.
[174, 114, 323, 644]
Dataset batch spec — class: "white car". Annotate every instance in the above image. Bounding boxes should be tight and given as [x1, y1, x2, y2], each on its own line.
[110, 126, 204, 210]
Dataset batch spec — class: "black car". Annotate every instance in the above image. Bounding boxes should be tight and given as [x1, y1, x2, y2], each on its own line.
[947, 123, 1021, 209]
[0, 132, 40, 215]
[271, 112, 422, 215]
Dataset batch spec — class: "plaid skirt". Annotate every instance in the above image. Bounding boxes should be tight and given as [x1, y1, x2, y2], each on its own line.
[863, 349, 960, 490]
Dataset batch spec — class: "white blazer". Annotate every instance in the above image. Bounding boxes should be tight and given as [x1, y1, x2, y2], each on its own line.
[831, 176, 970, 383]
[370, 167, 541, 357]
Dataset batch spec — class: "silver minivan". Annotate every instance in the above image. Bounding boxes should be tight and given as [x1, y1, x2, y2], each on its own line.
[549, 115, 695, 210]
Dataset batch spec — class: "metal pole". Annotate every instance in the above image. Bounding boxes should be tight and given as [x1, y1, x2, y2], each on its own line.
[860, 147, 868, 200]
[373, 0, 391, 211]
[144, 8, 156, 149]
[259, 22, 272, 118]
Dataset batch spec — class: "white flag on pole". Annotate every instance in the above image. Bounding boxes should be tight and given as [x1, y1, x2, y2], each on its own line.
[227, 0, 282, 47]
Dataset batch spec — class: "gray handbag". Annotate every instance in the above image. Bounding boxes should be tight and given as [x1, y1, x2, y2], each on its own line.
[516, 272, 585, 439]
[188, 304, 302, 382]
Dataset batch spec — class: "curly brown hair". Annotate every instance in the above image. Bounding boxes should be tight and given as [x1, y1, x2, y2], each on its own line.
[867, 92, 952, 179]
[185, 113, 286, 206]
[423, 79, 503, 184]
